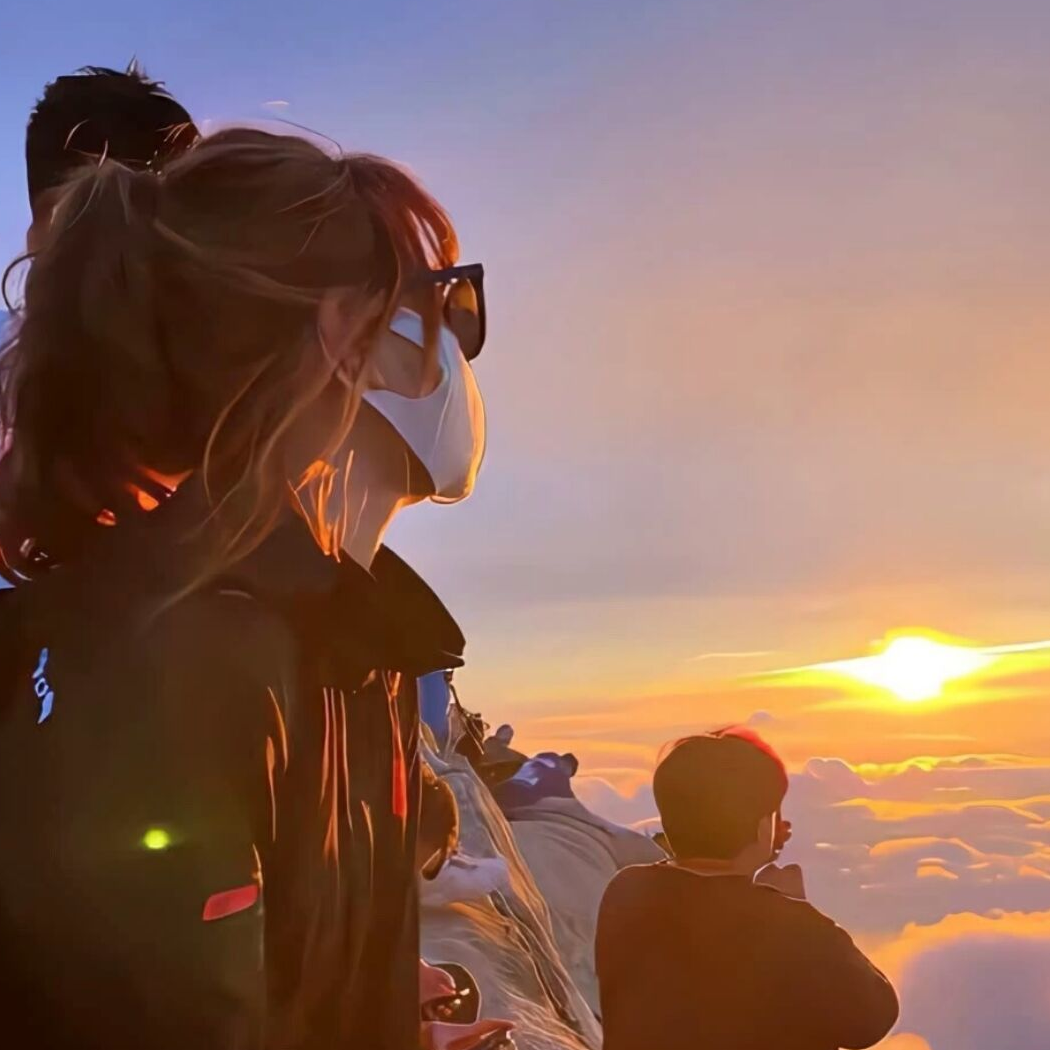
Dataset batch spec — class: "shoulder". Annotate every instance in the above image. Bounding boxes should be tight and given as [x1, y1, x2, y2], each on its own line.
[605, 860, 667, 889]
[600, 862, 678, 913]
[147, 586, 297, 680]
[597, 865, 660, 954]
[129, 590, 300, 754]
[15, 555, 298, 710]
[751, 882, 852, 937]
[597, 864, 702, 965]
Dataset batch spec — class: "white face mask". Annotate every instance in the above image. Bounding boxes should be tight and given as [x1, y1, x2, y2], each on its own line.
[362, 308, 486, 502]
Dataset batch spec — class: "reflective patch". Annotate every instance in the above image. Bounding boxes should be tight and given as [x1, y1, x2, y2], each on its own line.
[202, 883, 260, 922]
[32, 647, 54, 724]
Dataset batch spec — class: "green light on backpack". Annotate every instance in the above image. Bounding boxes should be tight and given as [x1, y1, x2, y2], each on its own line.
[142, 828, 172, 851]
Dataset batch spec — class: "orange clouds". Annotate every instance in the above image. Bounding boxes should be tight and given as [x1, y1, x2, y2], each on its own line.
[876, 908, 1050, 983]
[497, 641, 1050, 782]
[914, 863, 958, 880]
[870, 836, 976, 859]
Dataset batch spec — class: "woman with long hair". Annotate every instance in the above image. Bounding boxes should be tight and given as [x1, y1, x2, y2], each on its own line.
[0, 127, 487, 1050]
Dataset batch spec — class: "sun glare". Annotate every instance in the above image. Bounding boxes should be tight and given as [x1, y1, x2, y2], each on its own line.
[812, 633, 994, 702]
[760, 630, 1050, 705]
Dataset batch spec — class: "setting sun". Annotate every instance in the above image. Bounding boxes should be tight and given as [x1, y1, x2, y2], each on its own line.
[756, 630, 1050, 707]
[811, 634, 994, 702]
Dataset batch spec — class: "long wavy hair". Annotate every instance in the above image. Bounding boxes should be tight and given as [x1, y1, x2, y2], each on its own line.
[0, 127, 457, 584]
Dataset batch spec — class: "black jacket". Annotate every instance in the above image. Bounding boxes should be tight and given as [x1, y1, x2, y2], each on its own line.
[0, 483, 464, 1049]
[597, 864, 899, 1050]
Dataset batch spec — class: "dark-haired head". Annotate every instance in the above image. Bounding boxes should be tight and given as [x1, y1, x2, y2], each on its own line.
[653, 728, 788, 866]
[0, 127, 458, 587]
[26, 61, 197, 234]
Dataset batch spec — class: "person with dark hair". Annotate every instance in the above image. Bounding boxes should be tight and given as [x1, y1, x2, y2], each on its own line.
[0, 62, 198, 517]
[595, 728, 899, 1050]
[23, 61, 197, 251]
[0, 127, 487, 1048]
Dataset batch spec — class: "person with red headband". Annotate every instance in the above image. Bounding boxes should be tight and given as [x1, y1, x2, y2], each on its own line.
[595, 728, 899, 1050]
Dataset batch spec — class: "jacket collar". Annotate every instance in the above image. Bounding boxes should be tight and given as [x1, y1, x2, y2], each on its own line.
[230, 519, 466, 677]
[111, 477, 466, 678]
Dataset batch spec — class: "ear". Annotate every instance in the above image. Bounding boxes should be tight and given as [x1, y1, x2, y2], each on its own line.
[26, 188, 61, 254]
[26, 215, 50, 255]
[756, 813, 776, 851]
[26, 221, 44, 255]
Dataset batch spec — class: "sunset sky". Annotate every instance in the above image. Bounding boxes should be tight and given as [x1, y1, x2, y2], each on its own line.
[3, 2, 1050, 1046]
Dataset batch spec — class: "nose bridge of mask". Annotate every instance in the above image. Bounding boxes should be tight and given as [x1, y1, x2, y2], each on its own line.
[369, 309, 455, 430]
[362, 308, 484, 499]
[387, 308, 451, 389]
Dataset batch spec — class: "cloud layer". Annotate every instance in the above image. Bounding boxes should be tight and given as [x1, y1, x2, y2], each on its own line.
[877, 910, 1050, 1050]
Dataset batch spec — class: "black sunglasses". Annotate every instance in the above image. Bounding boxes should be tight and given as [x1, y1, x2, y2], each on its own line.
[411, 263, 486, 361]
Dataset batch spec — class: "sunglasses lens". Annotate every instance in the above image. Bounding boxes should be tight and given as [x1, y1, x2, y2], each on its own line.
[446, 277, 478, 314]
[443, 279, 483, 359]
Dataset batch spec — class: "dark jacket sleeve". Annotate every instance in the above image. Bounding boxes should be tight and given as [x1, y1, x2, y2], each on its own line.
[779, 895, 900, 1049]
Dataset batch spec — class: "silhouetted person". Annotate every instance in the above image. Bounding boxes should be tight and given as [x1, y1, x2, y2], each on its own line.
[0, 63, 198, 526]
[595, 729, 899, 1050]
[24, 62, 197, 253]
